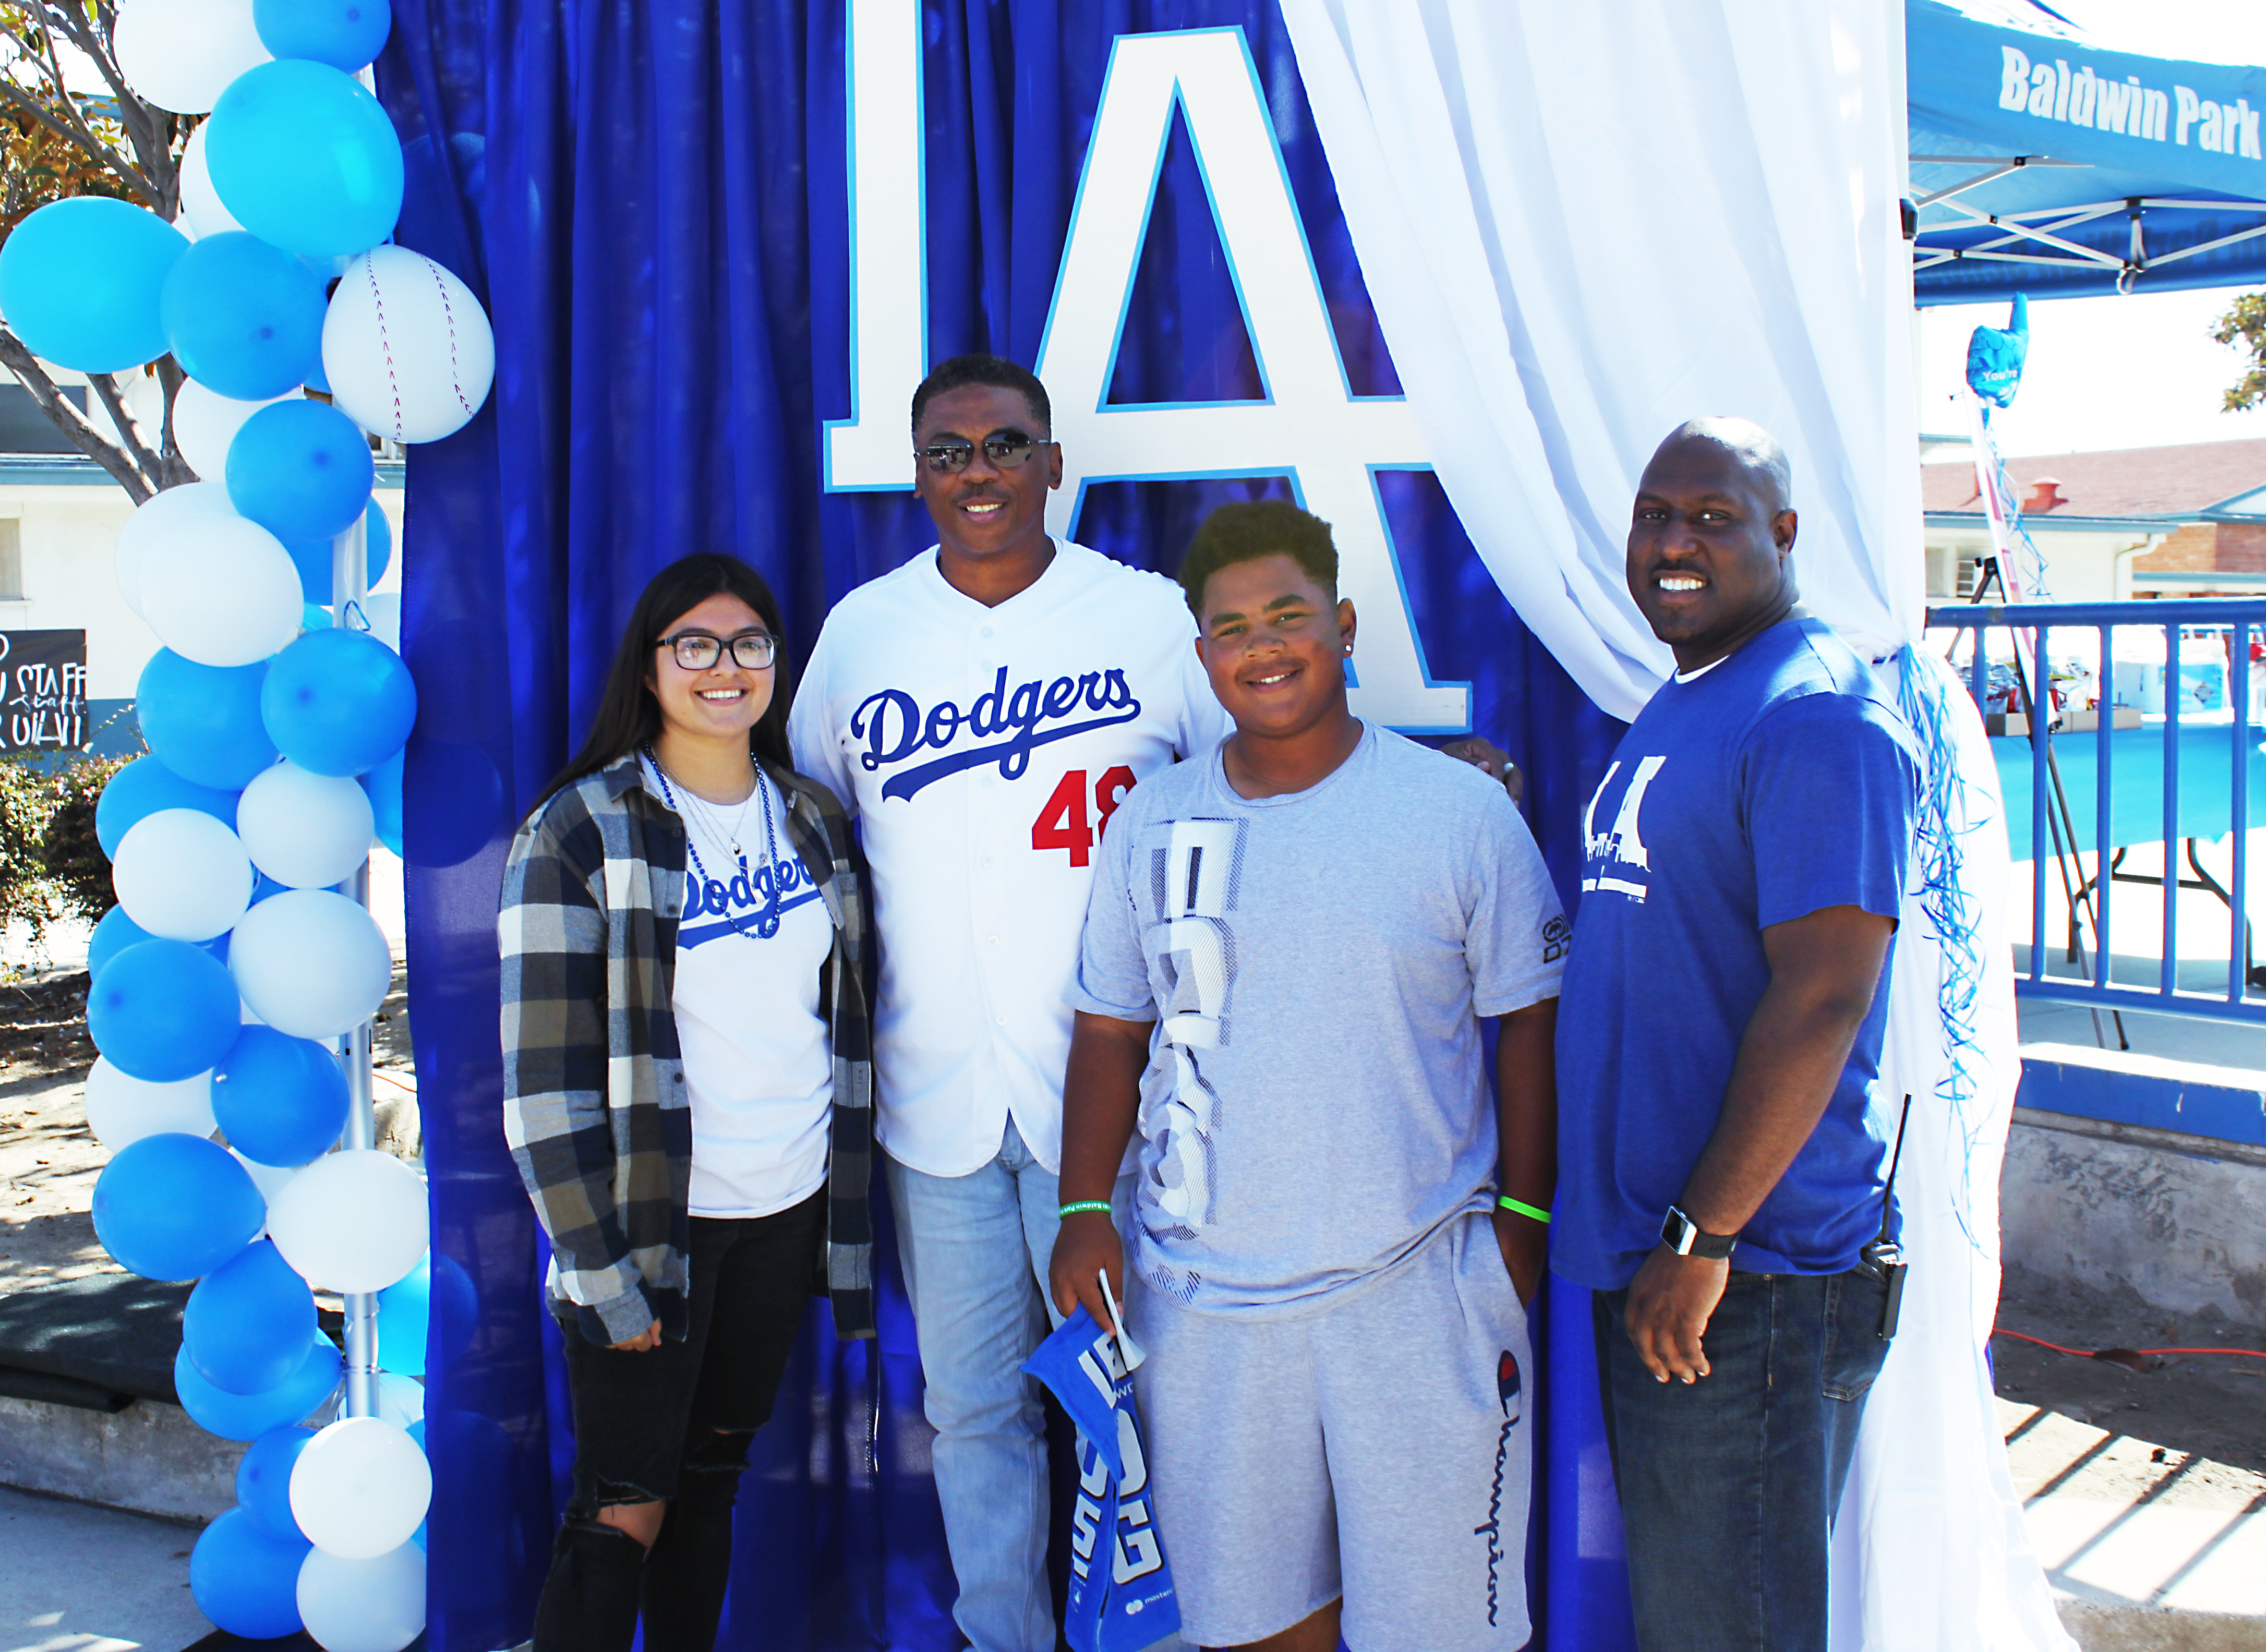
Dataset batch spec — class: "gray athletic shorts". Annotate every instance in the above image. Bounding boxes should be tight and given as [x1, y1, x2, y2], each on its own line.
[1126, 1211, 1534, 1651]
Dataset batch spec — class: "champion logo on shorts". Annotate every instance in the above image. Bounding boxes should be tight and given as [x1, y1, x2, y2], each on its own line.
[1476, 1348, 1523, 1626]
[849, 666, 1142, 800]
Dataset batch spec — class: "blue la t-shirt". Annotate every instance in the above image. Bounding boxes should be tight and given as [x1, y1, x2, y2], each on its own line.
[1553, 618, 1919, 1291]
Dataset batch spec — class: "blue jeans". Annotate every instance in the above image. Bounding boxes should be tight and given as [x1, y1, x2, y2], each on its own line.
[886, 1118, 1129, 1652]
[1593, 1268, 1891, 1652]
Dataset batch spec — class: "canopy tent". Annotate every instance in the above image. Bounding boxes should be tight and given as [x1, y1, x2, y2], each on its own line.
[1909, 0, 2266, 303]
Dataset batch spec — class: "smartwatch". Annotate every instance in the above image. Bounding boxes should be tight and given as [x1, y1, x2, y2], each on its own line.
[1660, 1205, 1738, 1260]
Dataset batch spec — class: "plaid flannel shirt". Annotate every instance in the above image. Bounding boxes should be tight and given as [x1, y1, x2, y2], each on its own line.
[500, 750, 875, 1345]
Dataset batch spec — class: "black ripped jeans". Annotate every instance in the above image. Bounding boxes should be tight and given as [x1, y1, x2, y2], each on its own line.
[533, 1189, 825, 1652]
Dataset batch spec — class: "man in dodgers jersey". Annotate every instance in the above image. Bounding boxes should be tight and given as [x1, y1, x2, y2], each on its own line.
[787, 355, 1229, 1652]
[1052, 502, 1564, 1652]
[1554, 419, 1919, 1652]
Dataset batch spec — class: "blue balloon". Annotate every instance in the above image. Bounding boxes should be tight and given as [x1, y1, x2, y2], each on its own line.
[401, 737, 504, 868]
[94, 754, 239, 857]
[251, 871, 288, 906]
[302, 602, 334, 631]
[136, 650, 278, 791]
[206, 61, 404, 258]
[86, 938, 241, 1082]
[87, 907, 230, 981]
[236, 1426, 315, 1541]
[175, 1332, 342, 1443]
[254, 0, 392, 72]
[226, 399, 375, 545]
[363, 746, 403, 857]
[185, 1239, 316, 1395]
[213, 1026, 348, 1167]
[287, 500, 393, 605]
[161, 232, 327, 403]
[0, 198, 187, 372]
[190, 1506, 309, 1640]
[92, 1134, 263, 1282]
[262, 629, 417, 777]
[375, 1255, 429, 1377]
[1966, 292, 2031, 410]
[87, 906, 155, 981]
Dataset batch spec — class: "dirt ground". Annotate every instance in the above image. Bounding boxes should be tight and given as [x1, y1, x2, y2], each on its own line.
[1992, 1264, 2266, 1473]
[0, 956, 415, 1302]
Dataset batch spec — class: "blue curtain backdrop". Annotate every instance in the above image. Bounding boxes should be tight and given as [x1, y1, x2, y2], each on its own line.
[376, 4, 1629, 1648]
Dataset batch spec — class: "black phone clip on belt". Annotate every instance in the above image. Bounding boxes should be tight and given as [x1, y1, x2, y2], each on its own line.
[1854, 1093, 1912, 1342]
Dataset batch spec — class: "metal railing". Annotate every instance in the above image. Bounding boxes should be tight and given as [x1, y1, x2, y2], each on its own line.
[1926, 598, 2266, 1029]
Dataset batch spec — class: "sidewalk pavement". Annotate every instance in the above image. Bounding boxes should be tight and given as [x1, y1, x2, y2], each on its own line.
[0, 1484, 210, 1652]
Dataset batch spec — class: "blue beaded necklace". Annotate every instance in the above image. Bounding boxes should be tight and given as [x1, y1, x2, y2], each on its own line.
[643, 744, 784, 940]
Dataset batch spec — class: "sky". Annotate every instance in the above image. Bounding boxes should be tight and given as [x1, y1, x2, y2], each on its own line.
[1915, 1, 2266, 457]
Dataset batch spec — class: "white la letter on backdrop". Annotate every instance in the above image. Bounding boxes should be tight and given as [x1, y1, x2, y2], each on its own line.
[827, 11, 1466, 732]
[824, 0, 927, 492]
[1036, 28, 1466, 733]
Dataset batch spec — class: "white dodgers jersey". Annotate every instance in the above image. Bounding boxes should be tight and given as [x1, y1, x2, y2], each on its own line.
[787, 539, 1231, 1178]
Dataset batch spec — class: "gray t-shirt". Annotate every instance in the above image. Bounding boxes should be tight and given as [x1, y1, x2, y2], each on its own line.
[1068, 722, 1569, 1319]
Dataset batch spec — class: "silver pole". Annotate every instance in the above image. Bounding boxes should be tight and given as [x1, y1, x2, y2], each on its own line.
[332, 508, 380, 1420]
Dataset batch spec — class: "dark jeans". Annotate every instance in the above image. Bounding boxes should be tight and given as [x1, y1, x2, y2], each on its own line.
[1593, 1267, 1891, 1652]
[533, 1189, 825, 1652]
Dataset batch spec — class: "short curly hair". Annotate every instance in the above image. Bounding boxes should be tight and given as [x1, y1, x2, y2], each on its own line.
[1177, 500, 1338, 618]
[910, 355, 1051, 437]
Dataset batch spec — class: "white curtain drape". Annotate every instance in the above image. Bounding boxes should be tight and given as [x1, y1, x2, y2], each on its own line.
[1280, 3, 2070, 1646]
[1278, 0, 1923, 719]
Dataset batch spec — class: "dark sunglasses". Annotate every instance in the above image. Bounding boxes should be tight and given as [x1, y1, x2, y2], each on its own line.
[657, 631, 777, 670]
[915, 431, 1055, 475]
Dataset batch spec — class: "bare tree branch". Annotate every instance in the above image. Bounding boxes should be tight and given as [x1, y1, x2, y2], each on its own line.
[81, 368, 170, 486]
[0, 83, 148, 204]
[38, 0, 172, 213]
[0, 325, 155, 500]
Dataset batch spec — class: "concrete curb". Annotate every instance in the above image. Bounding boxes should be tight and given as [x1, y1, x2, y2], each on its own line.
[2059, 1597, 2266, 1650]
[0, 1391, 241, 1523]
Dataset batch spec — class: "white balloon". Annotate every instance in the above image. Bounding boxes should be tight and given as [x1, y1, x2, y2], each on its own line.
[228, 889, 392, 1040]
[115, 482, 234, 619]
[231, 1149, 301, 1236]
[375, 1373, 424, 1429]
[178, 122, 247, 240]
[266, 1149, 427, 1294]
[361, 593, 401, 653]
[322, 247, 496, 443]
[236, 763, 376, 889]
[113, 0, 271, 115]
[138, 513, 303, 668]
[112, 809, 252, 942]
[297, 1540, 425, 1652]
[172, 381, 293, 483]
[84, 1057, 215, 1149]
[288, 1417, 431, 1561]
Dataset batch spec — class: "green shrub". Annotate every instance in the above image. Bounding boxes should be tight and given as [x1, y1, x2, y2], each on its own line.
[0, 754, 124, 947]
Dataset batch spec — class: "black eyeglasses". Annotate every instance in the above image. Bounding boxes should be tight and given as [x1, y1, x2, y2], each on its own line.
[915, 431, 1054, 474]
[658, 631, 777, 670]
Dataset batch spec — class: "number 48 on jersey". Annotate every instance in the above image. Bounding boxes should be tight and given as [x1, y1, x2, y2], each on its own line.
[1032, 766, 1137, 866]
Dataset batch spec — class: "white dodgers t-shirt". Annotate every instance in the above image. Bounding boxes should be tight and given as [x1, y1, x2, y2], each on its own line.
[788, 539, 1231, 1178]
[643, 759, 835, 1218]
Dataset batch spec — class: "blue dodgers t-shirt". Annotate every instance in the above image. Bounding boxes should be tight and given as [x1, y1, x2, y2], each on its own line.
[1553, 618, 1920, 1291]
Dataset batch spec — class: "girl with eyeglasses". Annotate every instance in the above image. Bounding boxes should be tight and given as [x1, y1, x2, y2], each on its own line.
[500, 552, 875, 1652]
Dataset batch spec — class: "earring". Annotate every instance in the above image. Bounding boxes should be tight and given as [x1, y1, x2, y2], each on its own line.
[1343, 644, 1354, 655]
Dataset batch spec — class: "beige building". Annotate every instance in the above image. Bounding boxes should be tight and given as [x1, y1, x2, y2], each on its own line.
[1922, 436, 2266, 605]
[0, 374, 402, 758]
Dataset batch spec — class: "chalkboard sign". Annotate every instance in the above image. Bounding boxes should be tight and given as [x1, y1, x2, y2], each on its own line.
[0, 630, 88, 752]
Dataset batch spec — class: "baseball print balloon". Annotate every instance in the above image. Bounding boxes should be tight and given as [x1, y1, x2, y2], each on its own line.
[320, 245, 496, 444]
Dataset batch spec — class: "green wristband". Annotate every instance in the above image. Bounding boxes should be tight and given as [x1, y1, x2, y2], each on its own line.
[1497, 1196, 1551, 1225]
[1059, 1200, 1113, 1219]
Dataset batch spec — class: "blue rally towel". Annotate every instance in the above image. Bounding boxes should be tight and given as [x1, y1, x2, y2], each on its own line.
[1022, 1307, 1182, 1651]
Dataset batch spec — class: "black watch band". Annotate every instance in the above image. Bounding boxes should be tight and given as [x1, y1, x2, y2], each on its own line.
[1660, 1205, 1738, 1260]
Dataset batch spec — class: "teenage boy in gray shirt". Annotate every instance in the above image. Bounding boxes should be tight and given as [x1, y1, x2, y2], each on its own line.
[1048, 501, 1565, 1652]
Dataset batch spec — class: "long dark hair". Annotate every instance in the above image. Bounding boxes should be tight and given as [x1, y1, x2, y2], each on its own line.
[532, 553, 795, 815]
